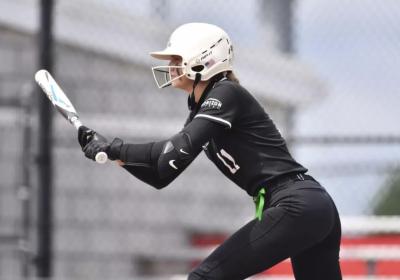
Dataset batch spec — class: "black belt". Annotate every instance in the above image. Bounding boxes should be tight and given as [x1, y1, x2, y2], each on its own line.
[265, 172, 315, 191]
[253, 172, 314, 221]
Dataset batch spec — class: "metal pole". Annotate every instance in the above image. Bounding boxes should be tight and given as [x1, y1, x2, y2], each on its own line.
[261, 0, 294, 53]
[18, 84, 34, 277]
[284, 105, 296, 150]
[36, 0, 54, 277]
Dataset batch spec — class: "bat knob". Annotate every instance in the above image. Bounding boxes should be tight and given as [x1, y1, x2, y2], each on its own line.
[95, 152, 108, 164]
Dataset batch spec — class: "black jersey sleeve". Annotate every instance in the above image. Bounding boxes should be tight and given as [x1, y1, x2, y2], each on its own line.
[120, 118, 223, 189]
[194, 81, 240, 129]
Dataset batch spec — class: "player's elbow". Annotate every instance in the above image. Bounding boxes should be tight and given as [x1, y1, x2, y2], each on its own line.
[152, 171, 178, 189]
[151, 181, 171, 190]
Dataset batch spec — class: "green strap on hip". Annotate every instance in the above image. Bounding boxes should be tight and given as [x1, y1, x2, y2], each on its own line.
[253, 187, 266, 221]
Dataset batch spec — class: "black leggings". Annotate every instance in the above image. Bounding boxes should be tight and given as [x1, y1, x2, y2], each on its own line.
[188, 178, 342, 280]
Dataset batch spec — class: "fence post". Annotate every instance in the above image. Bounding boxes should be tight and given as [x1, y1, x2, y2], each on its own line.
[36, 0, 54, 277]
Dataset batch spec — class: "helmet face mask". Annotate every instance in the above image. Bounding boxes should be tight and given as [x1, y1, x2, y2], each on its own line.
[150, 23, 234, 88]
[152, 65, 186, 89]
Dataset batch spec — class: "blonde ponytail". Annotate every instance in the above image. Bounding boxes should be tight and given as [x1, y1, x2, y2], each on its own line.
[226, 71, 240, 84]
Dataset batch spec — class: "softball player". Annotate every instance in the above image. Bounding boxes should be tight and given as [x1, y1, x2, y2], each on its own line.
[79, 23, 342, 280]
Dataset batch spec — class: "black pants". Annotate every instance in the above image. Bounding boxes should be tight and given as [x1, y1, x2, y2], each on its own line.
[188, 176, 342, 280]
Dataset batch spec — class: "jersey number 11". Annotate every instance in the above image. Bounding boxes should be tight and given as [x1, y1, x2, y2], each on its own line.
[216, 149, 240, 174]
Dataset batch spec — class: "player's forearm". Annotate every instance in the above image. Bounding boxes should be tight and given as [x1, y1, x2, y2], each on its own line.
[118, 141, 173, 189]
[119, 118, 223, 188]
[119, 142, 156, 165]
[120, 131, 201, 186]
[122, 164, 172, 189]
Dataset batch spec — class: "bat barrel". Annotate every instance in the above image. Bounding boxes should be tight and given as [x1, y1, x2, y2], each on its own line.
[35, 69, 108, 165]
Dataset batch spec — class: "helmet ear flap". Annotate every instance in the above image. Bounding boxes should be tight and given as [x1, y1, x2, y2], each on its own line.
[191, 65, 205, 72]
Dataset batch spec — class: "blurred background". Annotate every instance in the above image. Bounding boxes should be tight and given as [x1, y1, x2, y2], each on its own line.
[1, 0, 399, 279]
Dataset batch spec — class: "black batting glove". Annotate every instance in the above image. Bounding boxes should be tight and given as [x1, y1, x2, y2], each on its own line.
[83, 135, 124, 161]
[78, 125, 95, 149]
[82, 131, 109, 161]
[78, 125, 123, 161]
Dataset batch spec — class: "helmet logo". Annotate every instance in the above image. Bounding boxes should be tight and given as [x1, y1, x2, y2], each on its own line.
[200, 50, 212, 61]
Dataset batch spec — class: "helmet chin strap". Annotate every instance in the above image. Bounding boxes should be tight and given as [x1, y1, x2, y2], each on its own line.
[188, 73, 202, 111]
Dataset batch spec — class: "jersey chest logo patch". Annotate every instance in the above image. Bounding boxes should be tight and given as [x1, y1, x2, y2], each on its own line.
[201, 98, 222, 110]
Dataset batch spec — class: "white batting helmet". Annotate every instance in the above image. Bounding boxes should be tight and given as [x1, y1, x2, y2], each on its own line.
[150, 23, 234, 88]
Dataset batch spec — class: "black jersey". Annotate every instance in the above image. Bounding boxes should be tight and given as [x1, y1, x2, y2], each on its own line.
[114, 76, 340, 280]
[120, 78, 307, 196]
[185, 79, 307, 196]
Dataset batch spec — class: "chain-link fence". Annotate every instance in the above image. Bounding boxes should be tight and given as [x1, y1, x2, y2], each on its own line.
[1, 0, 399, 279]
